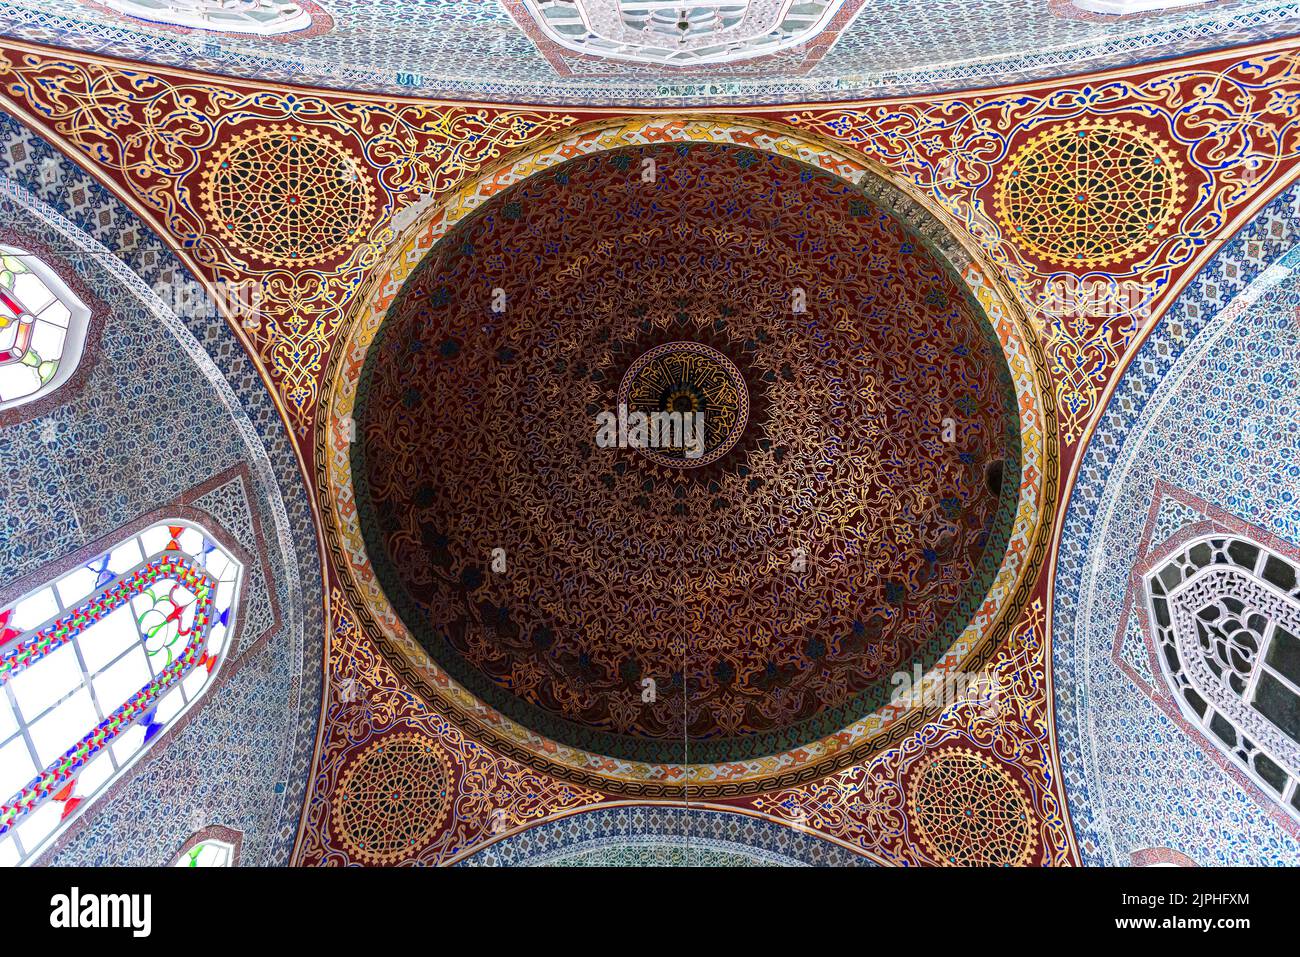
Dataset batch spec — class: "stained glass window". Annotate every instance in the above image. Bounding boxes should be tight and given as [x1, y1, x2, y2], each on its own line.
[0, 521, 242, 866]
[173, 838, 235, 867]
[1144, 534, 1300, 820]
[101, 0, 312, 36]
[1072, 1, 1210, 14]
[0, 245, 92, 412]
[523, 0, 848, 65]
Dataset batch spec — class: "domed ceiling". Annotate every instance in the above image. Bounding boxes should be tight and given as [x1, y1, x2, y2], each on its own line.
[2, 0, 1297, 104]
[349, 142, 1022, 767]
[3, 21, 1297, 866]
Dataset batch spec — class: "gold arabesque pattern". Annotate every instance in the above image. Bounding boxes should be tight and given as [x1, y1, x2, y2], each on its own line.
[319, 116, 1053, 797]
[618, 340, 750, 468]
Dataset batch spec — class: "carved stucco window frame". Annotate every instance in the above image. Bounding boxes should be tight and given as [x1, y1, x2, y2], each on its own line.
[1143, 532, 1300, 821]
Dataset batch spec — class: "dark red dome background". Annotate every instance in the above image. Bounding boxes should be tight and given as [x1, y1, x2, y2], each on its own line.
[352, 143, 1021, 764]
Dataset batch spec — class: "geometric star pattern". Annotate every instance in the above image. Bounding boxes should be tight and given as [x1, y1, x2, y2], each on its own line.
[331, 732, 452, 865]
[994, 118, 1185, 269]
[906, 747, 1036, 866]
[202, 124, 374, 268]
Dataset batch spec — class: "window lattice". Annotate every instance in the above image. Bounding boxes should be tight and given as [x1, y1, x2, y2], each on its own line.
[100, 0, 312, 36]
[905, 747, 1035, 867]
[0, 246, 91, 412]
[202, 126, 374, 268]
[524, 0, 848, 65]
[332, 732, 452, 865]
[173, 838, 235, 867]
[993, 119, 1185, 268]
[1144, 534, 1300, 819]
[0, 521, 242, 866]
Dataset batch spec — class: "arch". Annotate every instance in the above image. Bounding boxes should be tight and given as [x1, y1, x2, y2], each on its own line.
[1073, 0, 1211, 14]
[519, 0, 852, 66]
[96, 0, 314, 36]
[1143, 532, 1300, 819]
[453, 805, 878, 867]
[1053, 180, 1300, 865]
[0, 134, 323, 865]
[0, 520, 243, 866]
[0, 232, 104, 424]
[1130, 846, 1198, 866]
[170, 824, 243, 866]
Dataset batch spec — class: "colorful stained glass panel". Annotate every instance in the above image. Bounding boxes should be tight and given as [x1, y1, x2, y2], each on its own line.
[173, 838, 234, 867]
[0, 520, 242, 866]
[0, 246, 91, 411]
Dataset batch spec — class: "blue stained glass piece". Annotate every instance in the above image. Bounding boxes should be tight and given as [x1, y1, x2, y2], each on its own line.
[141, 709, 164, 744]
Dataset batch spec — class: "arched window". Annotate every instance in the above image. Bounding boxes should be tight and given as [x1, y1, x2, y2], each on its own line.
[1144, 534, 1300, 820]
[523, 0, 849, 66]
[169, 823, 242, 866]
[1072, 1, 1211, 14]
[100, 0, 312, 36]
[0, 521, 242, 866]
[174, 838, 235, 867]
[0, 246, 92, 413]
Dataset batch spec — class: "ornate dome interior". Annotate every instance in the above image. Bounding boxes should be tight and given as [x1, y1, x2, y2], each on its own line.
[0, 0, 1299, 902]
[353, 143, 1021, 769]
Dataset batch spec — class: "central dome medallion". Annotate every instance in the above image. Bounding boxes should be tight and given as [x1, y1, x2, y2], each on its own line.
[616, 339, 750, 468]
[351, 141, 1022, 767]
